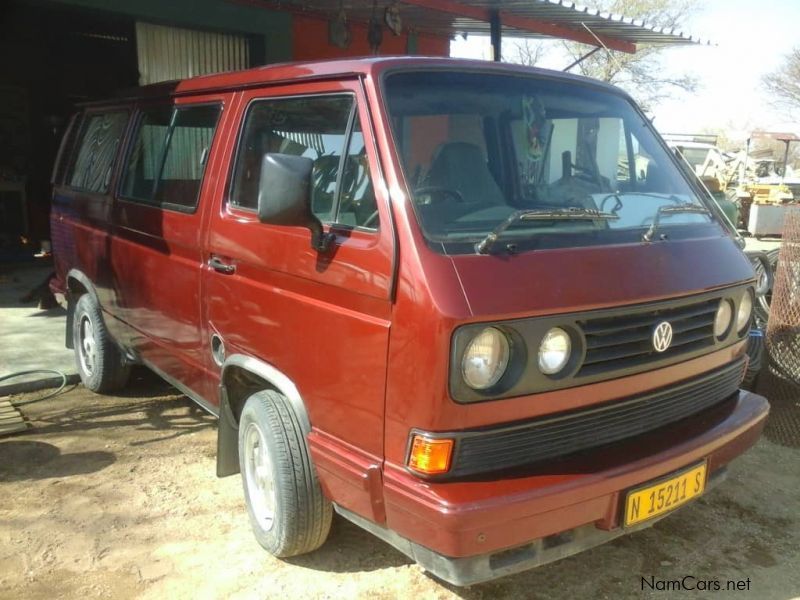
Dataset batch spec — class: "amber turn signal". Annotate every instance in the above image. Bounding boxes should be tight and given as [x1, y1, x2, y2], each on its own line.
[408, 435, 453, 475]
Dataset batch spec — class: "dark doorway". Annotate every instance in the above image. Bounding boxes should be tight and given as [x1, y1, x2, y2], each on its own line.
[0, 1, 139, 255]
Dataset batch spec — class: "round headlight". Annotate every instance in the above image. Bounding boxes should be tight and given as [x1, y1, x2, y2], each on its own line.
[737, 290, 753, 333]
[462, 327, 510, 390]
[538, 327, 572, 375]
[714, 300, 733, 339]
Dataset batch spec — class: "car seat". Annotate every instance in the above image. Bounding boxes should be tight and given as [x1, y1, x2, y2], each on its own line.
[425, 142, 505, 206]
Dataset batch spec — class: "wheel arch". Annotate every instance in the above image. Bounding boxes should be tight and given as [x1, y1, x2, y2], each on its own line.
[64, 269, 100, 349]
[216, 354, 311, 477]
[66, 268, 100, 301]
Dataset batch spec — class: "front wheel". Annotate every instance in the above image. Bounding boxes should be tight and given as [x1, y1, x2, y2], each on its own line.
[238, 389, 332, 557]
[72, 293, 130, 393]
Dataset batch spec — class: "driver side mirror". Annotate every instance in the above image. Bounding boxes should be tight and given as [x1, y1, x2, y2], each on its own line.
[257, 153, 336, 253]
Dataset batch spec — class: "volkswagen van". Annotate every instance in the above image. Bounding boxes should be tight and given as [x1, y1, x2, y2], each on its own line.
[50, 57, 769, 585]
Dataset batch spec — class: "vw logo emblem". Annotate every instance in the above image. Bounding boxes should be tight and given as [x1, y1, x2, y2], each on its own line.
[652, 321, 673, 353]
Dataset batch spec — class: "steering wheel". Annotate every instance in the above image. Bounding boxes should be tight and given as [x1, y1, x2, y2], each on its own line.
[413, 186, 464, 204]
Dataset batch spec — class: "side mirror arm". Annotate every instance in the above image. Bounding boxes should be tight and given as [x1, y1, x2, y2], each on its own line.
[308, 220, 336, 253]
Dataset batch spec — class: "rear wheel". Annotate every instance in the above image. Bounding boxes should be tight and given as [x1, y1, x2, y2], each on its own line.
[72, 293, 130, 393]
[239, 389, 332, 557]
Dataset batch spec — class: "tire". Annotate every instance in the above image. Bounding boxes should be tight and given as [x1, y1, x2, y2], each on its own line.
[238, 389, 332, 557]
[72, 293, 131, 393]
[742, 330, 764, 391]
[754, 248, 779, 327]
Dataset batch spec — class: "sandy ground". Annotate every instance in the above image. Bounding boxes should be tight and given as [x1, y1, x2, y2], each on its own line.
[1, 369, 799, 600]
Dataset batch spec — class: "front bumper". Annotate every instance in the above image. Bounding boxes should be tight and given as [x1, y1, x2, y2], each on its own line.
[377, 389, 768, 585]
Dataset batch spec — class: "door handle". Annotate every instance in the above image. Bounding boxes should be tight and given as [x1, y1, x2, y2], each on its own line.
[208, 256, 236, 275]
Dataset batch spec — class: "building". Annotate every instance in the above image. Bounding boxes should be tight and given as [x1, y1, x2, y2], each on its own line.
[0, 0, 702, 254]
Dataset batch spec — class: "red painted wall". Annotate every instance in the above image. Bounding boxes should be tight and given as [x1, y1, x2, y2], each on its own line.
[292, 14, 449, 61]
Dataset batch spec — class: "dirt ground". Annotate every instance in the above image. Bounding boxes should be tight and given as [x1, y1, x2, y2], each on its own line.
[1, 369, 799, 600]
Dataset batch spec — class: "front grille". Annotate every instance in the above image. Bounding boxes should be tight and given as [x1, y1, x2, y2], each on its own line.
[577, 298, 719, 378]
[448, 358, 745, 478]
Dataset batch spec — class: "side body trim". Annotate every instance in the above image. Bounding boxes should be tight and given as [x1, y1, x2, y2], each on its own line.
[308, 428, 386, 523]
[143, 358, 219, 417]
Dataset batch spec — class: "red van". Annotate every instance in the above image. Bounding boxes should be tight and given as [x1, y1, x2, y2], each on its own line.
[50, 57, 768, 585]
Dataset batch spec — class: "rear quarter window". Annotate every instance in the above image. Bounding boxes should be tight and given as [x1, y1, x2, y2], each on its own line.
[52, 114, 82, 185]
[67, 111, 129, 193]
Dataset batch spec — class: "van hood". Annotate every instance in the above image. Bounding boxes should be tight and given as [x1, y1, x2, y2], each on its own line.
[449, 236, 754, 318]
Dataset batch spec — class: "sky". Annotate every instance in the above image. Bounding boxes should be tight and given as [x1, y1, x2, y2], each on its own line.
[450, 0, 800, 143]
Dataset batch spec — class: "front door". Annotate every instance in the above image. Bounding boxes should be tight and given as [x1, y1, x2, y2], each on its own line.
[203, 79, 394, 459]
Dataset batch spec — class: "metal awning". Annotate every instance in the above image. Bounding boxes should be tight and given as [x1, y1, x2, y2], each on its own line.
[249, 0, 708, 54]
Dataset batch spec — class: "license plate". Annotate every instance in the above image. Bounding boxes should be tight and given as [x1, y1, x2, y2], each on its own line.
[624, 462, 707, 527]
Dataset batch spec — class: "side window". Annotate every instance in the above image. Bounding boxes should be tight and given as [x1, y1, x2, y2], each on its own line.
[512, 116, 628, 189]
[68, 112, 128, 192]
[121, 106, 172, 200]
[121, 104, 221, 210]
[155, 105, 221, 208]
[510, 117, 576, 186]
[230, 95, 378, 230]
[546, 118, 578, 183]
[630, 132, 657, 190]
[53, 114, 82, 185]
[620, 129, 679, 194]
[616, 125, 631, 185]
[338, 119, 377, 228]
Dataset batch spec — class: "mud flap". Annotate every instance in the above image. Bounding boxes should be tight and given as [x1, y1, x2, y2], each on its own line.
[216, 387, 240, 477]
[65, 294, 75, 349]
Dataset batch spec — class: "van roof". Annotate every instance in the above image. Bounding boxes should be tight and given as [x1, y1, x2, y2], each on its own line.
[82, 56, 626, 106]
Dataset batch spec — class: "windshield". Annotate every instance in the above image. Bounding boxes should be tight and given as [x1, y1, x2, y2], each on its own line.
[384, 70, 720, 253]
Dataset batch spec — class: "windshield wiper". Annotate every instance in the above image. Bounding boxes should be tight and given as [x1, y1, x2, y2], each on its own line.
[475, 207, 619, 254]
[600, 192, 684, 213]
[642, 203, 711, 242]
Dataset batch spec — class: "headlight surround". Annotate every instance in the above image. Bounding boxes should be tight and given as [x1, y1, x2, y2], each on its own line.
[538, 327, 572, 375]
[461, 327, 510, 390]
[737, 289, 753, 333]
[713, 299, 733, 339]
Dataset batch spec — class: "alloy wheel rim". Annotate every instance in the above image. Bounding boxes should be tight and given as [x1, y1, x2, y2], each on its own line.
[78, 315, 97, 376]
[243, 422, 276, 531]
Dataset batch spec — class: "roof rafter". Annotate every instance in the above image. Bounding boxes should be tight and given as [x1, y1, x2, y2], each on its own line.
[402, 0, 635, 53]
[235, 0, 708, 55]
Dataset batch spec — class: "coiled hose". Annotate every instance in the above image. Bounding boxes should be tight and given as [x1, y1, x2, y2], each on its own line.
[0, 369, 69, 406]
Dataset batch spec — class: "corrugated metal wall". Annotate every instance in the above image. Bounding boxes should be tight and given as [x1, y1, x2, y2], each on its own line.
[136, 21, 250, 85]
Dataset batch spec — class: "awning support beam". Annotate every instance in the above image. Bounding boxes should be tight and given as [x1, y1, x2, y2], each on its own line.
[562, 46, 601, 71]
[490, 9, 501, 62]
[400, 0, 637, 54]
